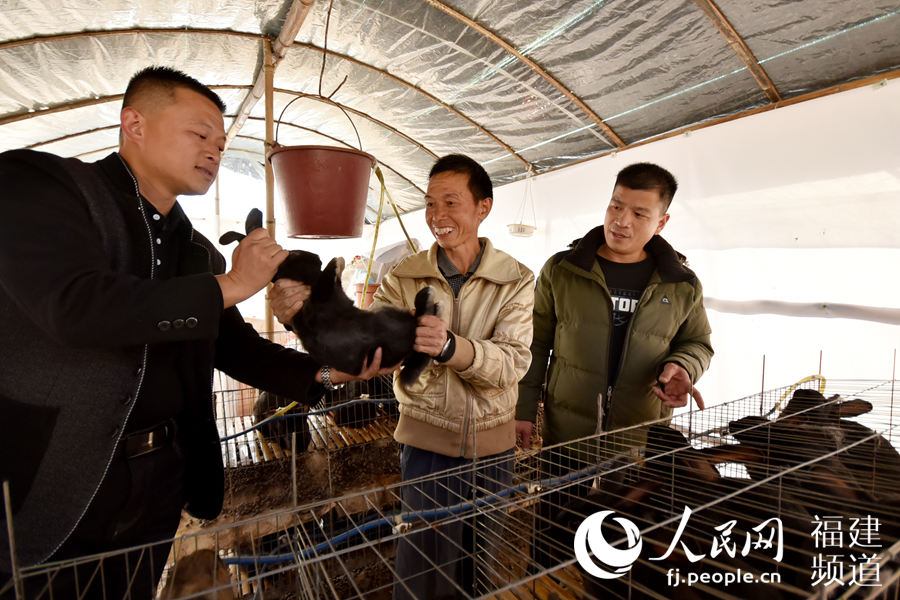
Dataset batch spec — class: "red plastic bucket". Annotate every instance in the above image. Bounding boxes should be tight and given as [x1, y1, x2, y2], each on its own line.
[268, 144, 375, 239]
[353, 283, 380, 308]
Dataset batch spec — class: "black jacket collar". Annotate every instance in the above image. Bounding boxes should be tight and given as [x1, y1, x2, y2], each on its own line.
[99, 152, 137, 197]
[565, 225, 697, 284]
[99, 152, 190, 237]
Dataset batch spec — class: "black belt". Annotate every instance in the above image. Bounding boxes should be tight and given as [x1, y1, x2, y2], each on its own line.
[123, 420, 177, 459]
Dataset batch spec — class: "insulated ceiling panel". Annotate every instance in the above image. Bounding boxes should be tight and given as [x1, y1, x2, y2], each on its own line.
[0, 0, 897, 219]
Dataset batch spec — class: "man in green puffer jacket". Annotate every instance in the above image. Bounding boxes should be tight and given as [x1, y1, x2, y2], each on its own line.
[516, 162, 713, 569]
[516, 162, 712, 449]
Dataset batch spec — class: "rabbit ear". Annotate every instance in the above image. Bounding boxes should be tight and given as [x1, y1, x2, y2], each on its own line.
[838, 398, 873, 418]
[331, 256, 346, 279]
[245, 208, 264, 234]
[321, 257, 343, 285]
[219, 231, 245, 245]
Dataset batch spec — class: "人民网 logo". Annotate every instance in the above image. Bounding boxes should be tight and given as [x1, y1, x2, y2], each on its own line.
[574, 510, 643, 579]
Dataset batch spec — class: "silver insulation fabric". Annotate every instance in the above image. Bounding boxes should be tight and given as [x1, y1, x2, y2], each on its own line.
[1, 0, 898, 216]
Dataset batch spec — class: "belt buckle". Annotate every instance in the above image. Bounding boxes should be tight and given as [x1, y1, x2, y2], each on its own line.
[129, 433, 156, 459]
[126, 424, 169, 459]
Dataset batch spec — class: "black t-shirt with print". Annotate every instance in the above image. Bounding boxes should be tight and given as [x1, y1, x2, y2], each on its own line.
[596, 254, 655, 386]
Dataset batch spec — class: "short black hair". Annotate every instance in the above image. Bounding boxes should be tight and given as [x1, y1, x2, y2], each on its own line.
[123, 66, 226, 113]
[428, 154, 492, 202]
[615, 162, 678, 211]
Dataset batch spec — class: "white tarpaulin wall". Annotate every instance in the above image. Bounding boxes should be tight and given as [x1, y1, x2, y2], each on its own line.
[194, 79, 900, 407]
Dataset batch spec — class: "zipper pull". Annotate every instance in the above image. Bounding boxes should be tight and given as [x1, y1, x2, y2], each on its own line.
[600, 386, 613, 431]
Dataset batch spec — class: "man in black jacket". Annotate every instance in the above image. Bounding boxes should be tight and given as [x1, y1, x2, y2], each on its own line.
[0, 66, 387, 599]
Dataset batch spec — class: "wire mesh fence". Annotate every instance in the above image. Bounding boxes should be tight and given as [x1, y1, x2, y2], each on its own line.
[213, 331, 400, 469]
[4, 377, 899, 599]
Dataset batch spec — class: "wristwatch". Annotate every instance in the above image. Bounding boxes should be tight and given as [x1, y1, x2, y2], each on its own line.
[434, 331, 456, 363]
[320, 365, 344, 391]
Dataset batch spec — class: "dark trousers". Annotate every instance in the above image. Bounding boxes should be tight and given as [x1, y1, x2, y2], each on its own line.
[393, 446, 513, 600]
[2, 443, 185, 600]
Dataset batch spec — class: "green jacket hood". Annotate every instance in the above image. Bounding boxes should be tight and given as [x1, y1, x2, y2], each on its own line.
[563, 225, 697, 285]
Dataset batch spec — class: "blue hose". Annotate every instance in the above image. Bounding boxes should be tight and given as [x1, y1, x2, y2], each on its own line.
[222, 459, 607, 566]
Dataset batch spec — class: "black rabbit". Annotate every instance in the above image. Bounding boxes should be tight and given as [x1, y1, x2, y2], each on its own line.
[325, 374, 399, 428]
[220, 209, 437, 387]
[253, 390, 312, 453]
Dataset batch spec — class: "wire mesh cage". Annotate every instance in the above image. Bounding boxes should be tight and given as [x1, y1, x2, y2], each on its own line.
[525, 376, 900, 600]
[5, 377, 899, 599]
[208, 330, 401, 531]
[214, 331, 399, 469]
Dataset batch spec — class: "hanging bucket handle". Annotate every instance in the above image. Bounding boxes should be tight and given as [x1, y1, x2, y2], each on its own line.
[273, 93, 364, 153]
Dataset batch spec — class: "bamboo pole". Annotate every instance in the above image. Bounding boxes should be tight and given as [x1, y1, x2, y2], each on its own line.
[264, 40, 276, 340]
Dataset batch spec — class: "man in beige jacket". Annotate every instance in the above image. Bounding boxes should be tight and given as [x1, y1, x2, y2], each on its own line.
[270, 154, 533, 598]
[373, 154, 534, 599]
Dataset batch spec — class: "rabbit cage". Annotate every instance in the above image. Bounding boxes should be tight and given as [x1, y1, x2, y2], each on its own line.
[4, 376, 899, 600]
[208, 329, 401, 521]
